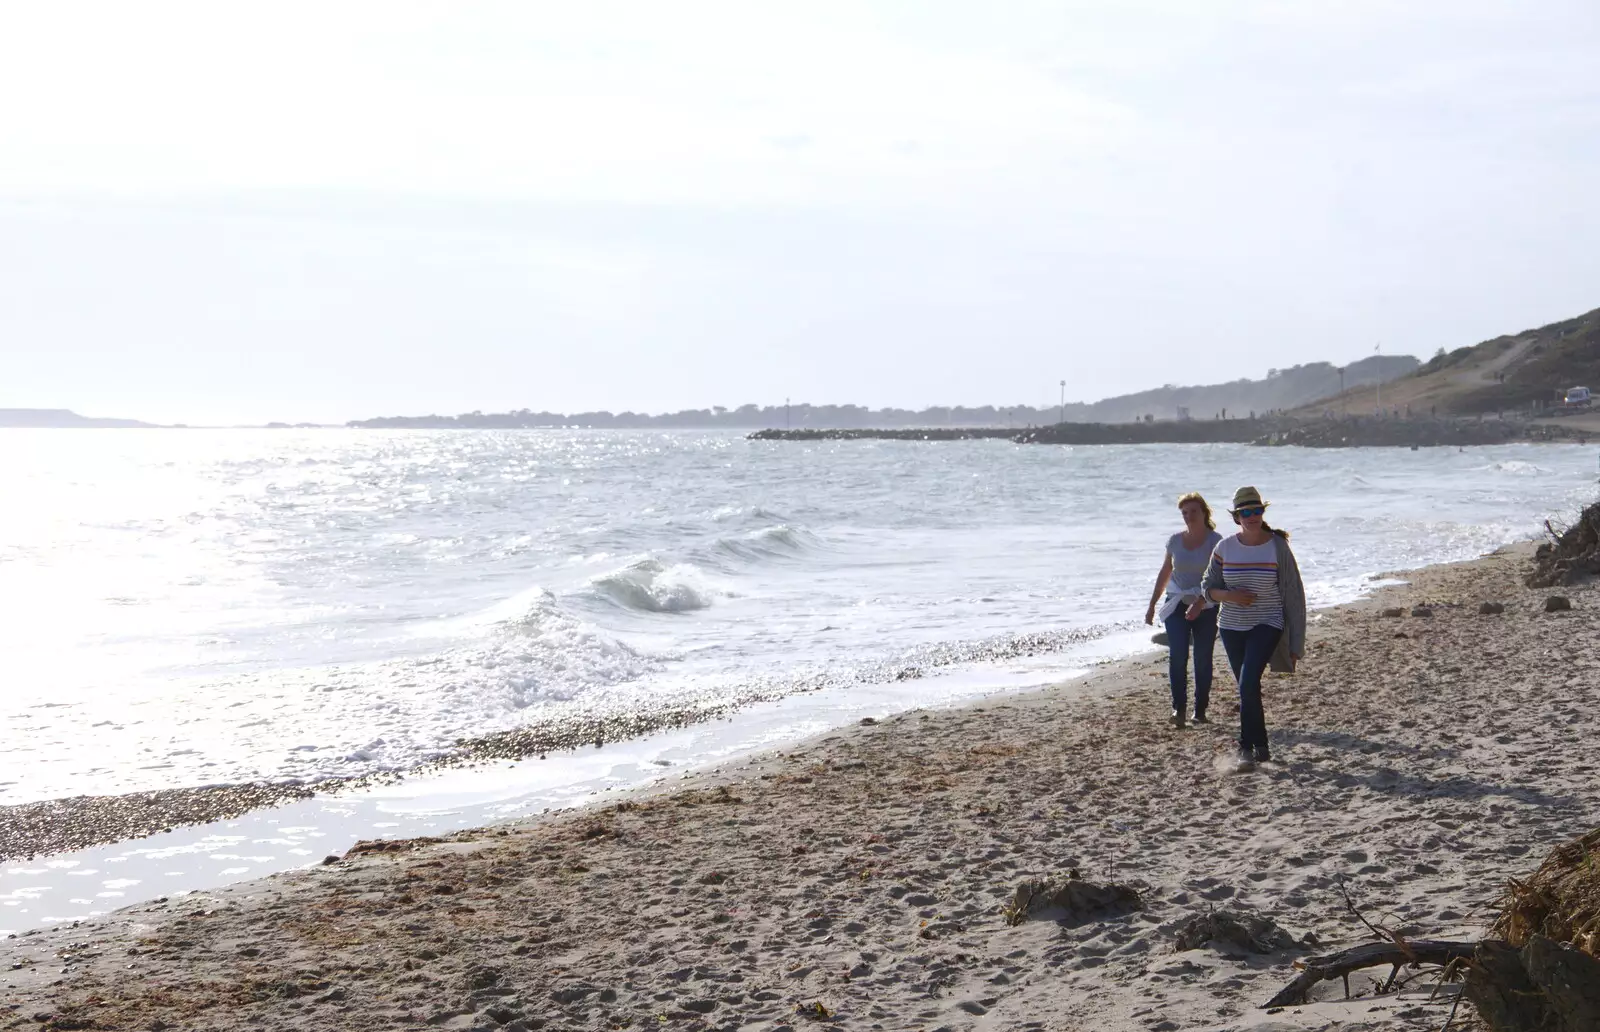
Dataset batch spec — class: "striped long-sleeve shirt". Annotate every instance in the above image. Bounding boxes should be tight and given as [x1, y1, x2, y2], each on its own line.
[1207, 535, 1285, 632]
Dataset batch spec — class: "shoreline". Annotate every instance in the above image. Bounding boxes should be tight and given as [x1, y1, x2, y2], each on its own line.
[7, 441, 1595, 867]
[0, 524, 1524, 865]
[0, 528, 1563, 864]
[0, 626, 1128, 864]
[4, 542, 1596, 1029]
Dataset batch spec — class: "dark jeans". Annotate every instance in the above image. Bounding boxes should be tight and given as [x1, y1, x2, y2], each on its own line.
[1220, 624, 1283, 751]
[1163, 606, 1217, 717]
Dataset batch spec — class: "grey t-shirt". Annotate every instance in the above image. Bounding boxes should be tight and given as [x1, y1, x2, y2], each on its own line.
[1166, 530, 1223, 608]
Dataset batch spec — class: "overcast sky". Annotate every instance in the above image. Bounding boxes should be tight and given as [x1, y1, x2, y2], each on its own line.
[2, 1, 1597, 425]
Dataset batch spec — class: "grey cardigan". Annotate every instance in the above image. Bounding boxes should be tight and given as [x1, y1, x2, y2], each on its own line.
[1200, 533, 1307, 673]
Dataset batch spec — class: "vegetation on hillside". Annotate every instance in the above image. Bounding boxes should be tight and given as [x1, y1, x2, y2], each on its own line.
[1417, 306, 1600, 414]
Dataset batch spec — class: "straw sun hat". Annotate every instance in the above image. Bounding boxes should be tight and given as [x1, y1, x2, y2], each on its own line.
[1230, 486, 1269, 512]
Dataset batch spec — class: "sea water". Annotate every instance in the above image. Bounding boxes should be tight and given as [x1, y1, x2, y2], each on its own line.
[0, 429, 1594, 807]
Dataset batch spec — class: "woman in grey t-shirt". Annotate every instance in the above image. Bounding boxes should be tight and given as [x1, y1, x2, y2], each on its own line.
[1144, 492, 1222, 729]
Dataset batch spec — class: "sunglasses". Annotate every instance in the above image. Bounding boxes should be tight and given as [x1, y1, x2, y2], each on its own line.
[1233, 505, 1266, 518]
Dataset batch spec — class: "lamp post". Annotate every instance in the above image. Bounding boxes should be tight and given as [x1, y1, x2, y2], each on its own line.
[1059, 380, 1065, 425]
[1375, 344, 1382, 417]
[785, 397, 790, 429]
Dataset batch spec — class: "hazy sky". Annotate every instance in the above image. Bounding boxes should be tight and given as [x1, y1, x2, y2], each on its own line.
[2, 1, 1597, 425]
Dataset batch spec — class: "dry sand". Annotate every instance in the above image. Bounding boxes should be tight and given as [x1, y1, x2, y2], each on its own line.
[3, 544, 1595, 1032]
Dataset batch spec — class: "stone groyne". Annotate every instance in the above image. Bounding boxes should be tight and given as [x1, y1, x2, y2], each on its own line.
[1259, 417, 1585, 448]
[749, 417, 1590, 448]
[746, 427, 1020, 442]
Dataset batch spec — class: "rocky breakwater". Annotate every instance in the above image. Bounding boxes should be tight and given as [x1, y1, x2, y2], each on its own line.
[752, 415, 1591, 448]
[747, 427, 1019, 441]
[1015, 419, 1270, 445]
[1261, 416, 1587, 448]
[749, 421, 1278, 444]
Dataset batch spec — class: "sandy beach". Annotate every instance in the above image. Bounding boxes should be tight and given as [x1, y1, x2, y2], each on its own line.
[2, 543, 1595, 1031]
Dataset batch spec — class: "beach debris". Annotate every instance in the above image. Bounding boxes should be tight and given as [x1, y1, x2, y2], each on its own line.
[1544, 595, 1573, 613]
[1465, 826, 1600, 1031]
[1151, 632, 1170, 646]
[1478, 601, 1506, 615]
[1001, 874, 1141, 926]
[1466, 825, 1600, 1029]
[1261, 939, 1478, 1008]
[796, 1000, 834, 1019]
[1489, 826, 1600, 958]
[1469, 937, 1600, 1032]
[1409, 605, 1434, 618]
[1528, 498, 1600, 586]
[1172, 908, 1311, 955]
[1380, 607, 1404, 618]
[345, 836, 443, 859]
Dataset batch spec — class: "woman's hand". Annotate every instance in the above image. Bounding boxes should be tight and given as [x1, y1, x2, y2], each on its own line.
[1184, 599, 1205, 621]
[1144, 603, 1156, 626]
[1222, 589, 1256, 606]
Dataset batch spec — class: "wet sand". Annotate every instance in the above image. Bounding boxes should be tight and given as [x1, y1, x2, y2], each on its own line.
[3, 544, 1595, 1031]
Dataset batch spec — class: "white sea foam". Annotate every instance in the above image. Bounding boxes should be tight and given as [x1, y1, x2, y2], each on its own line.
[1, 571, 669, 802]
[1475, 459, 1552, 475]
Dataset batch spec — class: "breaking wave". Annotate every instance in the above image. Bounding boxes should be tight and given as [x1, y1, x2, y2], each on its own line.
[590, 559, 721, 613]
[709, 523, 815, 563]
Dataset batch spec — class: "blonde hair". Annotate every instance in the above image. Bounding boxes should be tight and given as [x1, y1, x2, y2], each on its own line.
[1177, 492, 1216, 530]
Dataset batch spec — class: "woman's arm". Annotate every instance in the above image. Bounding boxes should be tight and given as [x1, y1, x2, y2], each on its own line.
[1189, 547, 1222, 618]
[1193, 546, 1253, 616]
[1199, 546, 1224, 603]
[1144, 553, 1173, 624]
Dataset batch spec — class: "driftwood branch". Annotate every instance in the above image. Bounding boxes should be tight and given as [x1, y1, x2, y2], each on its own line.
[1335, 874, 1393, 943]
[1262, 939, 1484, 1009]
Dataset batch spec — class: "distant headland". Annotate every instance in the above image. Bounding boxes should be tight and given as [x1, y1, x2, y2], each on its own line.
[344, 355, 1418, 430]
[0, 409, 157, 429]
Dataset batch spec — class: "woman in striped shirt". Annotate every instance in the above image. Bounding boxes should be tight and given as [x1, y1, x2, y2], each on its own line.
[1188, 486, 1306, 769]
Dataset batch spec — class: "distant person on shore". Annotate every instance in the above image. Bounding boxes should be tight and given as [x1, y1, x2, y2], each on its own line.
[1145, 493, 1223, 729]
[1191, 487, 1306, 768]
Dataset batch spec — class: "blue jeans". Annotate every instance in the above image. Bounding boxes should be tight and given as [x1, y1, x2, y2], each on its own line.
[1163, 606, 1217, 717]
[1220, 624, 1283, 752]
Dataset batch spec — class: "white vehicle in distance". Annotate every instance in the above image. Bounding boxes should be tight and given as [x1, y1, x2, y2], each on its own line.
[1564, 386, 1592, 407]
